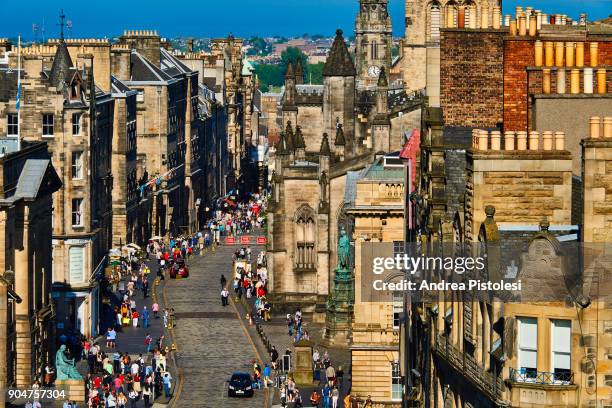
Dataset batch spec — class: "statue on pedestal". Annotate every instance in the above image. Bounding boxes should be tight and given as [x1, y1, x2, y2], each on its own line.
[55, 345, 83, 380]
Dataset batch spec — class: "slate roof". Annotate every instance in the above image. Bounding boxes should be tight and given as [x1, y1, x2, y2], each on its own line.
[323, 29, 356, 77]
[202, 77, 221, 93]
[111, 76, 132, 94]
[15, 159, 51, 199]
[130, 51, 173, 82]
[160, 48, 192, 78]
[49, 40, 74, 88]
[344, 169, 368, 206]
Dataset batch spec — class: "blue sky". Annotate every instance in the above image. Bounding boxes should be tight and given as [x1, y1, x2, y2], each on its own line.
[1, 0, 609, 40]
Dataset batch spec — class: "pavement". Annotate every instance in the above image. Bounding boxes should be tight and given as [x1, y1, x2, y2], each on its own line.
[163, 244, 271, 408]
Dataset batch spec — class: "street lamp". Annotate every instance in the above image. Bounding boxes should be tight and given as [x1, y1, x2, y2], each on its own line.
[3, 266, 15, 285]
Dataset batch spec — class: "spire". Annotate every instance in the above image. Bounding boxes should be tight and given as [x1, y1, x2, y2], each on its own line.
[277, 132, 289, 155]
[295, 126, 306, 148]
[294, 58, 304, 84]
[323, 29, 356, 77]
[57, 9, 66, 41]
[285, 121, 295, 151]
[320, 133, 332, 156]
[334, 124, 346, 146]
[49, 36, 74, 89]
[285, 61, 295, 79]
[377, 66, 388, 88]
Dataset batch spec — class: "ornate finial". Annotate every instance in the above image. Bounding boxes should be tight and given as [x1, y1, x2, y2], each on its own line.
[320, 133, 331, 156]
[539, 217, 550, 231]
[58, 9, 66, 41]
[485, 205, 496, 218]
[336, 29, 343, 37]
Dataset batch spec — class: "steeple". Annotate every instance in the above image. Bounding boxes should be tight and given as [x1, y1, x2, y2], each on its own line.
[320, 133, 332, 156]
[283, 62, 297, 107]
[49, 37, 74, 89]
[294, 58, 304, 85]
[323, 29, 356, 77]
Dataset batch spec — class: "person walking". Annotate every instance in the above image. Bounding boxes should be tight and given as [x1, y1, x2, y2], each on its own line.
[131, 309, 139, 328]
[142, 383, 151, 408]
[331, 386, 340, 408]
[322, 384, 331, 408]
[162, 371, 172, 399]
[142, 307, 150, 329]
[220, 274, 227, 288]
[152, 302, 159, 318]
[142, 278, 149, 298]
[221, 288, 230, 306]
[145, 333, 153, 353]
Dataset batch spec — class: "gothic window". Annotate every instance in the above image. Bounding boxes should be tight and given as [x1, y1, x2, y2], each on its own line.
[295, 205, 316, 270]
[370, 41, 379, 60]
[427, 2, 442, 41]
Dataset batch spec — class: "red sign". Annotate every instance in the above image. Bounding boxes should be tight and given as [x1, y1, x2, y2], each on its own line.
[240, 236, 251, 244]
[256, 237, 267, 245]
[225, 237, 236, 244]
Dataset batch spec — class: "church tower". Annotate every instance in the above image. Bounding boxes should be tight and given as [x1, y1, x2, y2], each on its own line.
[355, 0, 393, 89]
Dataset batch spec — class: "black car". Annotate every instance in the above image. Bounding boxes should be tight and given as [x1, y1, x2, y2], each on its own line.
[228, 372, 254, 398]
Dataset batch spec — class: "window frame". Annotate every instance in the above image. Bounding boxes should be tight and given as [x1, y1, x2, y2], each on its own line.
[517, 316, 538, 379]
[7, 113, 18, 136]
[392, 291, 403, 330]
[71, 151, 84, 180]
[72, 113, 82, 136]
[42, 113, 54, 137]
[391, 361, 402, 401]
[71, 198, 84, 227]
[551, 319, 571, 380]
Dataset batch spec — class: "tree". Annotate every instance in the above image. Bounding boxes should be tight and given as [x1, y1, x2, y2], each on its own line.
[253, 64, 284, 92]
[281, 47, 308, 79]
[306, 63, 325, 85]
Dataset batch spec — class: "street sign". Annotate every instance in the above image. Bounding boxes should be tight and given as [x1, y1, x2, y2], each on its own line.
[240, 236, 250, 244]
[225, 237, 236, 244]
[256, 237, 267, 245]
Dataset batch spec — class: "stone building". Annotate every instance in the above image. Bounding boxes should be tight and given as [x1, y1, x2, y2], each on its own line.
[402, 8, 612, 408]
[0, 38, 114, 338]
[355, 0, 393, 89]
[0, 141, 61, 388]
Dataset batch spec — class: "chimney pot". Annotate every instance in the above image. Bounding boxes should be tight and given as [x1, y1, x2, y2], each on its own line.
[590, 42, 599, 67]
[597, 68, 607, 94]
[576, 42, 585, 67]
[490, 131, 501, 150]
[584, 68, 594, 94]
[542, 131, 553, 150]
[529, 131, 540, 150]
[534, 41, 543, 67]
[516, 131, 528, 151]
[570, 69, 580, 94]
[542, 68, 551, 94]
[529, 14, 537, 36]
[482, 4, 490, 28]
[504, 131, 515, 150]
[493, 6, 501, 29]
[478, 130, 489, 151]
[504, 14, 511, 27]
[590, 116, 601, 138]
[519, 15, 527, 35]
[544, 42, 554, 66]
[603, 117, 612, 138]
[472, 129, 480, 149]
[509, 19, 517, 35]
[555, 42, 565, 67]
[565, 42, 575, 67]
[557, 68, 566, 94]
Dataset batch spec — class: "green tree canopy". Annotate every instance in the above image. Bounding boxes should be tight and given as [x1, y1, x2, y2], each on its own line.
[281, 46, 308, 80]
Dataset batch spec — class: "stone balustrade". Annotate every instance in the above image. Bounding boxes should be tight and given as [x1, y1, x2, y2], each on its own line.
[588, 117, 612, 139]
[47, 38, 110, 44]
[122, 30, 159, 36]
[472, 129, 566, 152]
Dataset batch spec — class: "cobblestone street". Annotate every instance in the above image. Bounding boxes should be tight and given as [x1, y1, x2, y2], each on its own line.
[164, 245, 269, 408]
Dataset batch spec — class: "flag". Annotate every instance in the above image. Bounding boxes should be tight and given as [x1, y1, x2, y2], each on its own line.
[16, 83, 21, 110]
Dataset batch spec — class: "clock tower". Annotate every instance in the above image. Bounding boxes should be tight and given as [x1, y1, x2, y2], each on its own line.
[355, 0, 393, 89]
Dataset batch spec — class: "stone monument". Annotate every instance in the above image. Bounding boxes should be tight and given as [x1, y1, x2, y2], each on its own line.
[293, 339, 315, 386]
[55, 345, 86, 402]
[322, 228, 354, 347]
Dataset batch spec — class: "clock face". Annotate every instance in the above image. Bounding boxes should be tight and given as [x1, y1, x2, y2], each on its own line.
[368, 65, 381, 78]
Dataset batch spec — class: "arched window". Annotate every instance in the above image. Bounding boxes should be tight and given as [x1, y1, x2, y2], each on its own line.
[295, 205, 316, 270]
[427, 1, 442, 41]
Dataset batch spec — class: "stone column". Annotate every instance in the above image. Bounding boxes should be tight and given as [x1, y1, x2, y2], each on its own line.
[534, 41, 543, 66]
[584, 68, 594, 94]
[597, 69, 607, 94]
[590, 117, 601, 138]
[542, 131, 553, 150]
[15, 205, 32, 387]
[529, 131, 540, 150]
[555, 42, 564, 67]
[604, 117, 612, 138]
[516, 131, 528, 150]
[545, 42, 554, 67]
[576, 42, 584, 67]
[557, 69, 566, 94]
[570, 69, 580, 94]
[490, 131, 501, 150]
[542, 69, 551, 94]
[555, 131, 565, 150]
[590, 42, 598, 67]
[504, 131, 515, 150]
[565, 42, 575, 67]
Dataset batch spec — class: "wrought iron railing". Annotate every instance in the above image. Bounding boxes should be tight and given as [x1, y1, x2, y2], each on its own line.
[509, 368, 574, 385]
[433, 334, 503, 399]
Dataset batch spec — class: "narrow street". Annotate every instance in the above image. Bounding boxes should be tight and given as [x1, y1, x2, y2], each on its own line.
[164, 244, 268, 408]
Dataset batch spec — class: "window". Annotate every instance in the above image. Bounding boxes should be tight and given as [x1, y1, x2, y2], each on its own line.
[71, 198, 83, 226]
[7, 114, 18, 136]
[295, 206, 316, 270]
[136, 89, 144, 102]
[518, 317, 538, 380]
[71, 151, 83, 179]
[392, 291, 403, 329]
[42, 114, 54, 136]
[69, 246, 85, 283]
[551, 320, 571, 382]
[72, 113, 82, 135]
[429, 3, 441, 40]
[391, 361, 402, 400]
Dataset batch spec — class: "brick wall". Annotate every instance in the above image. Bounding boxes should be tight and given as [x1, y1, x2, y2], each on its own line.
[440, 29, 504, 127]
[504, 39, 612, 131]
